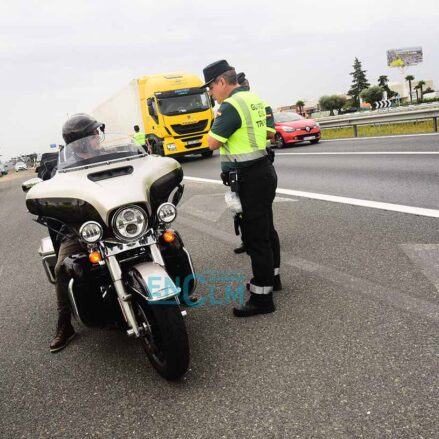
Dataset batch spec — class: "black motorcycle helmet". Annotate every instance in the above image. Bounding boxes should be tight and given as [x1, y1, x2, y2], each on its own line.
[62, 113, 105, 145]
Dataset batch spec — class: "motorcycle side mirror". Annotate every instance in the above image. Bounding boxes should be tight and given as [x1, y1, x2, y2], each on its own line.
[22, 177, 43, 193]
[171, 184, 185, 206]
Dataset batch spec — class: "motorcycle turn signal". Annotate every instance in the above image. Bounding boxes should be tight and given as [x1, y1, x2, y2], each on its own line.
[162, 230, 176, 243]
[89, 250, 103, 264]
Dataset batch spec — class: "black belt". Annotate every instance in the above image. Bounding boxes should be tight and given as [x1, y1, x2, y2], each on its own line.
[237, 156, 270, 175]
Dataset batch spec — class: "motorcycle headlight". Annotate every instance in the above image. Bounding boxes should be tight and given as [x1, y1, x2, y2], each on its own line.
[112, 205, 148, 241]
[157, 202, 177, 224]
[79, 221, 103, 243]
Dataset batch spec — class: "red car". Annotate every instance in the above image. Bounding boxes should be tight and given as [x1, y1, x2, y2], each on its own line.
[273, 112, 321, 148]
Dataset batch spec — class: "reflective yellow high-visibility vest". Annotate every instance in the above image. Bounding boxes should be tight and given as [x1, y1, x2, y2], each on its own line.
[133, 132, 146, 145]
[220, 91, 268, 165]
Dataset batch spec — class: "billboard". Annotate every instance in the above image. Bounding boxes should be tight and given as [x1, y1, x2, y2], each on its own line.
[387, 47, 423, 67]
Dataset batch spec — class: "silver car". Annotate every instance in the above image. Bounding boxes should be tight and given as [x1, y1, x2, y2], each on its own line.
[15, 161, 28, 172]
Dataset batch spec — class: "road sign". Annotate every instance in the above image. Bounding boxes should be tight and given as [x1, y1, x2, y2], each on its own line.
[374, 100, 392, 109]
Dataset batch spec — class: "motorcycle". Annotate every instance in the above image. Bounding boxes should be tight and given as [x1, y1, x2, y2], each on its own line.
[22, 134, 196, 381]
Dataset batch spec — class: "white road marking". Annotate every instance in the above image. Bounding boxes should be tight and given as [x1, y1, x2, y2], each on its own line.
[184, 176, 439, 218]
[276, 151, 439, 156]
[320, 132, 439, 142]
[272, 188, 439, 218]
[184, 176, 223, 185]
[274, 196, 298, 203]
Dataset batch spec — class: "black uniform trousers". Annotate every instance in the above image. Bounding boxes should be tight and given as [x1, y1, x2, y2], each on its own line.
[238, 158, 280, 287]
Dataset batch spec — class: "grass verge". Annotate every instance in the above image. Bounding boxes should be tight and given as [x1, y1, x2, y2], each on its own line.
[322, 119, 435, 139]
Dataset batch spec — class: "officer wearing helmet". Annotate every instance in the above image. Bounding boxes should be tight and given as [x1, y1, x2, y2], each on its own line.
[49, 113, 105, 353]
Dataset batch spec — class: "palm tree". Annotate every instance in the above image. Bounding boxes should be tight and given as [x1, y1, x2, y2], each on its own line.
[405, 75, 415, 103]
[378, 75, 396, 99]
[417, 80, 426, 98]
[296, 100, 305, 115]
[414, 85, 420, 102]
[378, 75, 389, 87]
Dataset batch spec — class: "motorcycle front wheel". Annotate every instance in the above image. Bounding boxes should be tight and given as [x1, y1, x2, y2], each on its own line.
[134, 299, 189, 381]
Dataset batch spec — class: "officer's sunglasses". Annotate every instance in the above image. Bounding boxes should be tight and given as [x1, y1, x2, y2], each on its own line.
[207, 77, 221, 91]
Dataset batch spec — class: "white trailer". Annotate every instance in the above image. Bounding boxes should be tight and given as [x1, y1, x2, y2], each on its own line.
[92, 80, 144, 137]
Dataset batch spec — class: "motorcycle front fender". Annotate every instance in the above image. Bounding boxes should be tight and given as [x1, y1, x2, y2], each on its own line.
[127, 262, 181, 302]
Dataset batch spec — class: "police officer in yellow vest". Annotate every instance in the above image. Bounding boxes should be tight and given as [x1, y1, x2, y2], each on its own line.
[233, 72, 278, 255]
[202, 59, 281, 317]
[132, 125, 150, 154]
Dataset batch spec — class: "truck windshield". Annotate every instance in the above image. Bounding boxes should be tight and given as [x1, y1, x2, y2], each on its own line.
[157, 92, 210, 116]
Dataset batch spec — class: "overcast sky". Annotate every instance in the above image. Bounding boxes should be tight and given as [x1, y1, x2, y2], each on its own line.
[1, 0, 438, 159]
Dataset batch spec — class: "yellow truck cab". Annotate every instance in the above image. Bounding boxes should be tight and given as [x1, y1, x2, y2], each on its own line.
[92, 72, 214, 159]
[140, 72, 214, 158]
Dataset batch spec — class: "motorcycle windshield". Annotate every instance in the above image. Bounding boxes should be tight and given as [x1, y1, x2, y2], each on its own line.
[58, 134, 146, 171]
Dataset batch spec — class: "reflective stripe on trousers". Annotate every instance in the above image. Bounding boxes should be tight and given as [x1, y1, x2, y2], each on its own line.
[249, 283, 273, 295]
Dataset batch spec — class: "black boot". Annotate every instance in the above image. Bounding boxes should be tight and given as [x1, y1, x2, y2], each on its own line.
[233, 292, 275, 317]
[233, 242, 247, 254]
[50, 313, 76, 353]
[273, 274, 283, 292]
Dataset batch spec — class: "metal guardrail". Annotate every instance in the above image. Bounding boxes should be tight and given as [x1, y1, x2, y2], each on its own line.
[316, 106, 439, 136]
[313, 102, 439, 120]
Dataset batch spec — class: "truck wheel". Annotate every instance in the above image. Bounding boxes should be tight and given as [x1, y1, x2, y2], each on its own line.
[201, 150, 213, 158]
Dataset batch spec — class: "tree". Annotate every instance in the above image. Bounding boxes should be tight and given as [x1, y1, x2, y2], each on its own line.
[377, 75, 396, 99]
[417, 80, 426, 97]
[378, 75, 389, 88]
[295, 100, 305, 115]
[319, 96, 335, 116]
[387, 88, 397, 99]
[348, 58, 370, 107]
[333, 95, 347, 113]
[360, 86, 384, 107]
[319, 95, 346, 116]
[414, 85, 420, 102]
[405, 75, 415, 103]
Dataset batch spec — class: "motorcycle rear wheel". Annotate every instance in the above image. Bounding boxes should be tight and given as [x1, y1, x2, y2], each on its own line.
[134, 299, 189, 381]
